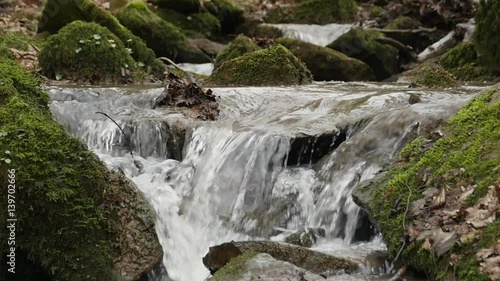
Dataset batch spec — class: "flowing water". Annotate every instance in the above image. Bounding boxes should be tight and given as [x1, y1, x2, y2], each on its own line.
[48, 83, 480, 281]
[266, 23, 353, 46]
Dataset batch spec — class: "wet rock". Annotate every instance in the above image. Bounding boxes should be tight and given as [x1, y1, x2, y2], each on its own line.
[327, 28, 399, 81]
[38, 0, 164, 76]
[352, 172, 387, 231]
[235, 18, 283, 39]
[208, 253, 327, 281]
[277, 37, 376, 82]
[288, 130, 347, 166]
[285, 228, 326, 247]
[39, 21, 140, 84]
[408, 93, 421, 104]
[209, 44, 312, 86]
[203, 241, 358, 276]
[115, 1, 209, 63]
[154, 73, 220, 120]
[214, 35, 261, 70]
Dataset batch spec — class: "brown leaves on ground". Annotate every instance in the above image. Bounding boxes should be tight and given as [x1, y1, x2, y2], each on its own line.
[406, 170, 499, 272]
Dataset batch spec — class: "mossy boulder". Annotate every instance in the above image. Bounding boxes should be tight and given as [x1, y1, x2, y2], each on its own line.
[383, 16, 422, 49]
[277, 37, 375, 81]
[0, 59, 162, 281]
[39, 21, 141, 83]
[474, 0, 500, 72]
[204, 0, 244, 34]
[266, 0, 358, 25]
[115, 2, 208, 62]
[439, 42, 498, 82]
[235, 21, 283, 39]
[152, 0, 200, 13]
[155, 8, 221, 39]
[408, 61, 459, 88]
[327, 28, 399, 81]
[203, 241, 357, 276]
[214, 35, 261, 69]
[355, 86, 500, 280]
[209, 44, 312, 86]
[38, 0, 164, 75]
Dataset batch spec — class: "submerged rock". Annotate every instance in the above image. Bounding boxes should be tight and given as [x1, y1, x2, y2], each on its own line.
[327, 28, 399, 81]
[203, 241, 357, 276]
[208, 253, 327, 281]
[277, 37, 376, 81]
[37, 0, 164, 75]
[214, 35, 261, 69]
[209, 44, 312, 86]
[39, 21, 141, 83]
[285, 228, 326, 248]
[115, 2, 208, 63]
[0, 60, 162, 281]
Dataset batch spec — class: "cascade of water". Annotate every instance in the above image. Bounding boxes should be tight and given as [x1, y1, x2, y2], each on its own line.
[48, 84, 475, 281]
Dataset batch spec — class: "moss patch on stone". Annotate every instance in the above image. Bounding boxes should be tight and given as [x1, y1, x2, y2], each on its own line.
[0, 32, 37, 51]
[327, 27, 399, 80]
[277, 37, 375, 81]
[439, 42, 498, 82]
[266, 0, 357, 24]
[205, 0, 244, 34]
[214, 35, 261, 69]
[115, 2, 187, 60]
[209, 252, 259, 281]
[155, 8, 221, 39]
[409, 61, 459, 88]
[209, 44, 312, 86]
[368, 86, 500, 280]
[38, 0, 164, 76]
[474, 0, 500, 72]
[39, 21, 141, 83]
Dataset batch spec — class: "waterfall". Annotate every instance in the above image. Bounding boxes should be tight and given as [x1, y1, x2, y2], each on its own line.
[48, 83, 475, 281]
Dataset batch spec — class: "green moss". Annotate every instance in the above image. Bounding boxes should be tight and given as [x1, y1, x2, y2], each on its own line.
[276, 37, 375, 81]
[209, 44, 313, 86]
[0, 32, 36, 51]
[152, 0, 200, 13]
[327, 28, 399, 80]
[209, 252, 259, 281]
[115, 2, 187, 60]
[439, 42, 498, 82]
[214, 35, 261, 69]
[38, 0, 164, 76]
[474, 0, 500, 72]
[370, 87, 500, 280]
[410, 61, 459, 88]
[370, 5, 384, 17]
[155, 8, 221, 39]
[0, 45, 14, 61]
[0, 59, 120, 281]
[266, 0, 357, 24]
[39, 21, 140, 83]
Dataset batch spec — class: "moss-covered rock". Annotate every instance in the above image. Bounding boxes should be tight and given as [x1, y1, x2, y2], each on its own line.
[266, 0, 358, 25]
[214, 35, 260, 69]
[383, 16, 422, 48]
[155, 8, 221, 39]
[39, 21, 141, 83]
[235, 21, 283, 39]
[277, 37, 375, 81]
[38, 0, 164, 75]
[205, 0, 244, 34]
[327, 28, 399, 80]
[439, 42, 498, 82]
[115, 2, 207, 62]
[0, 59, 162, 281]
[357, 86, 500, 280]
[209, 44, 312, 86]
[474, 0, 500, 72]
[152, 0, 200, 13]
[408, 61, 459, 88]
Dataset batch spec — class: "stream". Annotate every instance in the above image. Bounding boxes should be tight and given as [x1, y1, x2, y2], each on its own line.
[48, 82, 480, 281]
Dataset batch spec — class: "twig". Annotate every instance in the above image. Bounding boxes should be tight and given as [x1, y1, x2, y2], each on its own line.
[95, 111, 134, 159]
[158, 56, 196, 84]
[369, 26, 437, 34]
[30, 43, 41, 53]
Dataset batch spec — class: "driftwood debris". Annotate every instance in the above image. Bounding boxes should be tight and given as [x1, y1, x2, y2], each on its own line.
[154, 73, 220, 121]
[370, 26, 437, 34]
